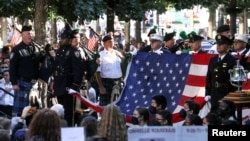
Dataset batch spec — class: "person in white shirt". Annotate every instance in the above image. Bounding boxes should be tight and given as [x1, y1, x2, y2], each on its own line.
[95, 35, 123, 106]
[0, 70, 14, 118]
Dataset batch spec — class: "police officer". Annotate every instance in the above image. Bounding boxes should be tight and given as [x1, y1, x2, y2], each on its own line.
[139, 28, 157, 52]
[205, 34, 237, 112]
[9, 25, 42, 116]
[208, 25, 231, 54]
[52, 27, 75, 126]
[163, 31, 177, 53]
[149, 34, 171, 53]
[188, 31, 207, 53]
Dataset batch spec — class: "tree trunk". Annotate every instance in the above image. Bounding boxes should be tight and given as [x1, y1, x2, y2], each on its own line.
[228, 0, 237, 36]
[1, 17, 8, 46]
[50, 19, 57, 43]
[124, 21, 130, 45]
[218, 5, 225, 28]
[96, 18, 101, 34]
[135, 20, 141, 43]
[107, 8, 114, 33]
[208, 7, 216, 38]
[238, 7, 247, 34]
[34, 0, 48, 45]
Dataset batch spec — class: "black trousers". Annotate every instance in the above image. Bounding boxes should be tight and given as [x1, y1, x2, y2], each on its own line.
[57, 94, 74, 126]
[99, 78, 120, 106]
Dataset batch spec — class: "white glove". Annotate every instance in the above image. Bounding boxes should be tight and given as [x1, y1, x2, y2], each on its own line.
[154, 50, 163, 55]
[245, 50, 250, 58]
[131, 49, 138, 56]
[231, 52, 237, 56]
[189, 51, 194, 55]
[204, 95, 211, 102]
[175, 50, 182, 55]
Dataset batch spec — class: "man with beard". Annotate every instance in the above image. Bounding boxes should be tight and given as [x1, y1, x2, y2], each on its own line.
[51, 25, 75, 126]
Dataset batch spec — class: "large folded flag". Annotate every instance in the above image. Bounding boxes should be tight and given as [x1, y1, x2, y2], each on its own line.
[69, 52, 250, 124]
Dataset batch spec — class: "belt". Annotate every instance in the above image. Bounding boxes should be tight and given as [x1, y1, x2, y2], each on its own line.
[213, 81, 227, 88]
[102, 78, 120, 81]
[19, 77, 36, 83]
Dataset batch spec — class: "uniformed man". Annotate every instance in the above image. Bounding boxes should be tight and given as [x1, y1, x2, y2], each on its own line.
[232, 34, 250, 71]
[139, 28, 157, 52]
[163, 31, 177, 53]
[10, 25, 42, 116]
[205, 34, 237, 112]
[188, 31, 207, 53]
[208, 25, 231, 54]
[149, 34, 171, 53]
[95, 35, 124, 106]
[52, 27, 75, 126]
[69, 29, 90, 125]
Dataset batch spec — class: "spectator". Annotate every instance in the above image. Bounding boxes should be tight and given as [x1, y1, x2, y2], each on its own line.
[132, 107, 149, 127]
[97, 104, 127, 141]
[80, 115, 98, 140]
[0, 129, 10, 141]
[184, 114, 202, 126]
[0, 70, 14, 118]
[26, 109, 61, 141]
[203, 113, 221, 125]
[155, 109, 172, 126]
[50, 104, 68, 127]
[179, 100, 200, 119]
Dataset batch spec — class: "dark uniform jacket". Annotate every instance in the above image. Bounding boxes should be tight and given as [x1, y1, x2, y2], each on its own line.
[68, 47, 88, 90]
[205, 53, 237, 110]
[10, 41, 41, 85]
[52, 45, 72, 96]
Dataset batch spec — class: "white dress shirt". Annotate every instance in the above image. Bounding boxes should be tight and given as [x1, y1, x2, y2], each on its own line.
[97, 49, 122, 79]
[0, 81, 14, 106]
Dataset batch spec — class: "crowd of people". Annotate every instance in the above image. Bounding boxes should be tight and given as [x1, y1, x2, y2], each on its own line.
[0, 23, 250, 141]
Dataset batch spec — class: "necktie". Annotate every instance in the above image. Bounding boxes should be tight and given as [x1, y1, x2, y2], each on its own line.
[218, 57, 221, 63]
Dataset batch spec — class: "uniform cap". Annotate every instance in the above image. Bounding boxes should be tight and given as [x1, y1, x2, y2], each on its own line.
[215, 34, 233, 45]
[102, 35, 113, 42]
[179, 31, 189, 40]
[150, 34, 163, 42]
[217, 25, 230, 33]
[60, 29, 74, 39]
[235, 34, 248, 43]
[147, 28, 157, 37]
[21, 25, 32, 32]
[164, 32, 176, 41]
[188, 31, 204, 43]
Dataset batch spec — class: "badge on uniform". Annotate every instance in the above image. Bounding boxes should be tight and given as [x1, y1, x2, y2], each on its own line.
[222, 63, 227, 68]
[74, 51, 80, 58]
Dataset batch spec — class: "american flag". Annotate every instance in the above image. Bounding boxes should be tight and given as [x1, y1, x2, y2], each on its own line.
[10, 29, 22, 47]
[88, 29, 97, 51]
[69, 52, 250, 123]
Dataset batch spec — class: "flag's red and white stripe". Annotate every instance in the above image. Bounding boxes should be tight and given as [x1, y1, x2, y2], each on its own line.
[173, 53, 250, 125]
[88, 30, 97, 51]
[10, 29, 22, 47]
[69, 53, 250, 124]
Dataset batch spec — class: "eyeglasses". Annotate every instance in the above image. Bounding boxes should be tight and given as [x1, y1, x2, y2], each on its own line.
[1, 67, 8, 69]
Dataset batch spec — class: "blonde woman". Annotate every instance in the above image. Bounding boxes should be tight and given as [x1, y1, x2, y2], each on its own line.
[97, 103, 127, 141]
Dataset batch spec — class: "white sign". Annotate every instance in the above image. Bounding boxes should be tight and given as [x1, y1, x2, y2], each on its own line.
[61, 127, 85, 141]
[128, 126, 207, 141]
